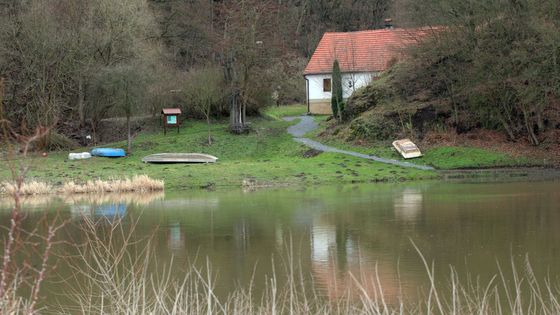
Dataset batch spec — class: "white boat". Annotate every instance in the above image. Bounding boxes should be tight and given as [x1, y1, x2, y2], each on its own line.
[392, 139, 423, 159]
[142, 153, 218, 164]
[68, 152, 92, 160]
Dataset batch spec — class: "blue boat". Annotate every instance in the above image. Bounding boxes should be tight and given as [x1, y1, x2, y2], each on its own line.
[91, 148, 126, 157]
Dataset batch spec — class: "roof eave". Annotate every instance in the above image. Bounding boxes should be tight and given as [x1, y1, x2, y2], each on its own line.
[304, 69, 382, 76]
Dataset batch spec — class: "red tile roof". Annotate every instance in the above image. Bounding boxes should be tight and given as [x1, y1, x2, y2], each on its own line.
[304, 28, 436, 75]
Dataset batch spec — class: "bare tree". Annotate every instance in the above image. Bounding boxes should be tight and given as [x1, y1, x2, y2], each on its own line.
[0, 78, 66, 314]
[220, 0, 278, 133]
[0, 0, 161, 144]
[96, 65, 149, 154]
[185, 65, 224, 145]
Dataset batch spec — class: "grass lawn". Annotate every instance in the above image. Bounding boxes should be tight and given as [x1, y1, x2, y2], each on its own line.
[3, 104, 537, 192]
[259, 104, 307, 121]
[308, 117, 543, 170]
[0, 109, 436, 190]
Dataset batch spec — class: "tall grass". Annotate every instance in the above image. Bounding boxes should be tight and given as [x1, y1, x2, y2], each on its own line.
[61, 175, 164, 194]
[0, 180, 53, 196]
[53, 218, 560, 315]
[0, 175, 164, 196]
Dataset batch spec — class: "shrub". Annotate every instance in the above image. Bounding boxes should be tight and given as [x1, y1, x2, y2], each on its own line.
[347, 113, 399, 142]
[342, 84, 382, 121]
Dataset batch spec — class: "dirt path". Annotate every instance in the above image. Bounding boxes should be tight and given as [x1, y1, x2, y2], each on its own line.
[284, 116, 435, 171]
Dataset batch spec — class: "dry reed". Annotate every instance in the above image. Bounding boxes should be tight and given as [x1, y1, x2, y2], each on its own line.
[61, 175, 164, 194]
[1, 181, 53, 196]
[0, 175, 164, 196]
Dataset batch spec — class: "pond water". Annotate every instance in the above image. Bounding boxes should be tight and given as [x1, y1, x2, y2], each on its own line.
[1, 178, 560, 308]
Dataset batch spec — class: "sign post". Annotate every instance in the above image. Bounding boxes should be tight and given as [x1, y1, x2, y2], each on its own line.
[161, 108, 182, 135]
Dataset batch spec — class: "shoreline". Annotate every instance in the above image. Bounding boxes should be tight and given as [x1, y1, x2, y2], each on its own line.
[2, 165, 559, 198]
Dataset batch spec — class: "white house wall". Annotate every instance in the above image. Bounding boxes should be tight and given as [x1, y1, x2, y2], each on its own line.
[306, 72, 378, 114]
[342, 72, 377, 98]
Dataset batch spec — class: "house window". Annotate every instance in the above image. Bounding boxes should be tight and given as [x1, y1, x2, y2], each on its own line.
[323, 78, 331, 92]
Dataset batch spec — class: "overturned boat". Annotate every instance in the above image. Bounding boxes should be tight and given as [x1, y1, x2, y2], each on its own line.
[142, 153, 218, 164]
[392, 139, 423, 159]
[91, 148, 126, 158]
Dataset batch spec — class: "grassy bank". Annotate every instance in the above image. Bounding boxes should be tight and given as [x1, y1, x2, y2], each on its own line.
[0, 109, 435, 191]
[308, 118, 545, 170]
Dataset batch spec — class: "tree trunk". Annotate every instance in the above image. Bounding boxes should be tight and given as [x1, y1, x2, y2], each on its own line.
[229, 89, 246, 134]
[522, 108, 539, 146]
[498, 115, 516, 141]
[126, 114, 132, 154]
[78, 77, 85, 127]
[241, 98, 246, 128]
[206, 114, 212, 145]
[124, 80, 132, 154]
[536, 107, 545, 132]
[91, 120, 97, 145]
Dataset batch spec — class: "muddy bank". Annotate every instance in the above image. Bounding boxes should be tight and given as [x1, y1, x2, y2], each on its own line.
[440, 167, 560, 182]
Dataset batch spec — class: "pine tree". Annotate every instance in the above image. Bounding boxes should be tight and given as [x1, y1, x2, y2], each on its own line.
[331, 59, 343, 119]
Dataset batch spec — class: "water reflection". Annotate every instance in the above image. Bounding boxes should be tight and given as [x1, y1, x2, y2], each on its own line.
[1, 181, 559, 307]
[393, 188, 423, 223]
[66, 192, 164, 220]
[71, 203, 128, 219]
[234, 219, 251, 252]
[94, 203, 127, 218]
[150, 197, 219, 210]
[167, 222, 185, 250]
[65, 191, 164, 206]
[310, 213, 406, 302]
[0, 191, 165, 211]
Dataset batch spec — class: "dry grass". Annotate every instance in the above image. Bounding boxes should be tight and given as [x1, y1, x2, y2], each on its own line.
[0, 181, 53, 196]
[0, 175, 164, 196]
[61, 175, 164, 194]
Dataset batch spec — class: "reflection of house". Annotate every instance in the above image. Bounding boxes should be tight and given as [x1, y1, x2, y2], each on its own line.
[393, 188, 423, 222]
[311, 220, 337, 263]
[304, 27, 435, 114]
[310, 215, 405, 303]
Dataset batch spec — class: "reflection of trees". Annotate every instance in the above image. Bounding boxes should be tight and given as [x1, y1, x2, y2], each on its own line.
[234, 218, 250, 252]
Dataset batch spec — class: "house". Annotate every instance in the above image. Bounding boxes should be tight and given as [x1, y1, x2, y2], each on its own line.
[304, 27, 434, 115]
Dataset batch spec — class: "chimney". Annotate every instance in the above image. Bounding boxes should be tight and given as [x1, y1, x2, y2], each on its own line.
[384, 18, 393, 29]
